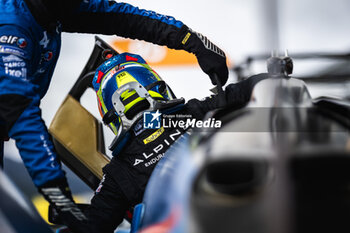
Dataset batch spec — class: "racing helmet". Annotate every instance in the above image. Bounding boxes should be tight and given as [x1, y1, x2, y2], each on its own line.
[92, 53, 181, 138]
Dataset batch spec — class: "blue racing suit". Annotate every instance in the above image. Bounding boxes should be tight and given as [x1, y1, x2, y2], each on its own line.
[0, 0, 189, 187]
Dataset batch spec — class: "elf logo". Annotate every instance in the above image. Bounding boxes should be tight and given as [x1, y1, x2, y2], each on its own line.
[0, 35, 27, 48]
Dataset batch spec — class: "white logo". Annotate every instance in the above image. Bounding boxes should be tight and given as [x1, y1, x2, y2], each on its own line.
[0, 35, 18, 44]
[162, 117, 222, 129]
[37, 68, 46, 74]
[143, 110, 162, 129]
[5, 67, 27, 79]
[95, 175, 105, 194]
[2, 54, 23, 63]
[133, 129, 182, 167]
[0, 45, 26, 58]
[133, 159, 144, 166]
[4, 61, 25, 68]
[40, 31, 50, 48]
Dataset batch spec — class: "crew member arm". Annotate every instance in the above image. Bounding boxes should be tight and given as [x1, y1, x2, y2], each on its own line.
[0, 25, 65, 187]
[61, 1, 187, 50]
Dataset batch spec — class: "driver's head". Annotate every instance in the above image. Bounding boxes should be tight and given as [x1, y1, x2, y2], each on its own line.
[92, 53, 176, 135]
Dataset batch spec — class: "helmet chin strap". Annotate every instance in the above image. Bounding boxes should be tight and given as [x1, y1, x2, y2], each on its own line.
[108, 82, 184, 152]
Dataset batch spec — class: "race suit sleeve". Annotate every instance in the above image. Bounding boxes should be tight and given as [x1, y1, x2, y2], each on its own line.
[60, 1, 188, 50]
[8, 97, 66, 187]
[60, 0, 228, 85]
[0, 25, 65, 187]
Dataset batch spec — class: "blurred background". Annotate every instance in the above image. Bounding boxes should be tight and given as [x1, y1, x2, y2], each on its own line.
[3, 0, 350, 224]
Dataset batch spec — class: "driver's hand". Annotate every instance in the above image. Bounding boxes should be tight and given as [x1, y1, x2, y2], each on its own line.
[179, 26, 228, 85]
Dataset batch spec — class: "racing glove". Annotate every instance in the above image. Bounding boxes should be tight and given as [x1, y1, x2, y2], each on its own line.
[38, 178, 88, 233]
[178, 26, 229, 85]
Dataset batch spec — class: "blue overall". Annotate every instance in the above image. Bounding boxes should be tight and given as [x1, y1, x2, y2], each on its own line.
[0, 0, 185, 187]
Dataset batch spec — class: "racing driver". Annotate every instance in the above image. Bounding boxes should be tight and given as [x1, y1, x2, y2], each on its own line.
[88, 52, 265, 233]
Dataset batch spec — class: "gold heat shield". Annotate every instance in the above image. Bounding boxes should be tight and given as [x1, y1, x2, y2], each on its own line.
[49, 95, 110, 189]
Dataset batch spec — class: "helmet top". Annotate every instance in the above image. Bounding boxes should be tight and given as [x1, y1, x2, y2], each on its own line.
[92, 53, 175, 136]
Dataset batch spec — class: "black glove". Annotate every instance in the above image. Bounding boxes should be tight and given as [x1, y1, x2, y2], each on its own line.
[38, 178, 89, 233]
[178, 26, 228, 85]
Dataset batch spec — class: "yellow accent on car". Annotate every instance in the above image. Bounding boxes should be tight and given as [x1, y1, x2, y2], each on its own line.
[143, 127, 165, 144]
